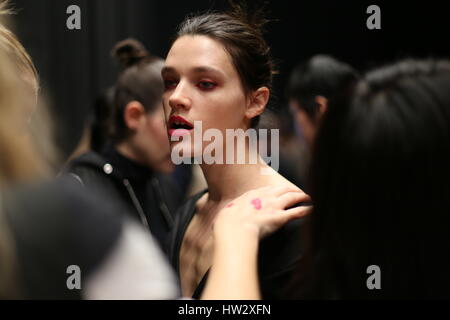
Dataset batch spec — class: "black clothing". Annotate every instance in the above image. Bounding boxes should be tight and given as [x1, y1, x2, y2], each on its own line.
[65, 146, 182, 249]
[1, 179, 123, 299]
[167, 190, 305, 300]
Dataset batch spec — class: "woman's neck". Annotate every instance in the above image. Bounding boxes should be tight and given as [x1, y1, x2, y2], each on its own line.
[200, 150, 273, 204]
[115, 142, 145, 166]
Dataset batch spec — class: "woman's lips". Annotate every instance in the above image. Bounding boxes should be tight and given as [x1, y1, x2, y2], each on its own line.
[168, 115, 194, 138]
[168, 128, 192, 137]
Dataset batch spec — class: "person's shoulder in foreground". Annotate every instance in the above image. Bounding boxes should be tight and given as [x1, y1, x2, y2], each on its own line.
[2, 177, 180, 299]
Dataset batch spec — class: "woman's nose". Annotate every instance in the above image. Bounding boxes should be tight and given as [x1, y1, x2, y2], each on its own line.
[169, 82, 191, 111]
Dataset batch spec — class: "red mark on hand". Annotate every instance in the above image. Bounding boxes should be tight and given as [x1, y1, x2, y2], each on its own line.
[226, 203, 234, 208]
[251, 198, 262, 210]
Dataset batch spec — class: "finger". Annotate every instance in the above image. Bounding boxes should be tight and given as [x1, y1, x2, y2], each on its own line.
[264, 207, 311, 230]
[277, 192, 311, 209]
[284, 205, 312, 218]
[260, 206, 310, 230]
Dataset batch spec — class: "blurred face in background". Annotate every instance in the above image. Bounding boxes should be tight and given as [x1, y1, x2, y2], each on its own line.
[290, 96, 328, 150]
[142, 103, 174, 173]
[290, 100, 317, 150]
[123, 99, 174, 173]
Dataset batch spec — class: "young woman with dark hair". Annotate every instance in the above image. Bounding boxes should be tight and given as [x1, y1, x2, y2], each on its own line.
[163, 5, 311, 299]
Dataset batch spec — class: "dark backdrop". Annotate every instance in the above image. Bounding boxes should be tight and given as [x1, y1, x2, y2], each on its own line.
[10, 0, 450, 157]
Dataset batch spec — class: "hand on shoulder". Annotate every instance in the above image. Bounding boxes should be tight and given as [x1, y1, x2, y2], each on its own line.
[213, 185, 312, 242]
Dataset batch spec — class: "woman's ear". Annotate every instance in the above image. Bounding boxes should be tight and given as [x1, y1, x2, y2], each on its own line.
[245, 87, 270, 121]
[315, 95, 328, 121]
[124, 100, 146, 130]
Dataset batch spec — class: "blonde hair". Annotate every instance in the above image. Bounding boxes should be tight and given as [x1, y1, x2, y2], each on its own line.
[0, 32, 23, 300]
[0, 1, 38, 94]
[0, 1, 55, 298]
[0, 0, 57, 184]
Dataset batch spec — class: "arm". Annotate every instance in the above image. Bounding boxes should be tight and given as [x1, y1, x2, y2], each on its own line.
[201, 185, 312, 300]
[204, 223, 261, 299]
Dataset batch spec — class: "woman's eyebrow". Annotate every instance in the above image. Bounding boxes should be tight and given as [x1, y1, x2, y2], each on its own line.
[191, 66, 224, 77]
[162, 65, 225, 78]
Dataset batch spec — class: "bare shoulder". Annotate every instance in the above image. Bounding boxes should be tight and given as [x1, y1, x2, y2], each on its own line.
[260, 166, 304, 193]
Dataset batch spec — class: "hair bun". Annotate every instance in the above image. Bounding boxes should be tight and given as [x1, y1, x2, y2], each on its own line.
[111, 38, 149, 68]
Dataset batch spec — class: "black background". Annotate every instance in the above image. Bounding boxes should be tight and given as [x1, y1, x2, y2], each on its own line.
[10, 0, 450, 157]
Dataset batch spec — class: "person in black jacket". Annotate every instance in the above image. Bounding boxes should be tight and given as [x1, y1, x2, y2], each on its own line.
[66, 38, 182, 250]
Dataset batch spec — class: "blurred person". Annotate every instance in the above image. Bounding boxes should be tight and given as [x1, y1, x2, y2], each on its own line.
[287, 55, 359, 150]
[66, 38, 183, 249]
[163, 4, 310, 299]
[88, 87, 204, 201]
[209, 59, 450, 299]
[297, 59, 450, 299]
[0, 3, 180, 299]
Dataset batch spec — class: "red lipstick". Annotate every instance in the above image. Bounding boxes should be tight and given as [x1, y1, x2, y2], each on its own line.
[168, 115, 194, 137]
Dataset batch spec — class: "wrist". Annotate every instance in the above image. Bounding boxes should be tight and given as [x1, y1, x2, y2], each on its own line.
[214, 227, 259, 254]
[214, 222, 260, 243]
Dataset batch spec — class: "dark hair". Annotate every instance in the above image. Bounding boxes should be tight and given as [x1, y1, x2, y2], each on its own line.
[111, 38, 164, 141]
[90, 86, 115, 152]
[287, 55, 359, 119]
[174, 3, 276, 127]
[296, 59, 450, 299]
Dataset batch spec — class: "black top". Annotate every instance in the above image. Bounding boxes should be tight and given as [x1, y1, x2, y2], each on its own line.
[167, 190, 305, 300]
[65, 145, 183, 249]
[101, 146, 166, 242]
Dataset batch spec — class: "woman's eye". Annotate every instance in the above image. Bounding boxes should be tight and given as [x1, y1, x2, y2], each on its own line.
[198, 81, 217, 90]
[164, 79, 177, 90]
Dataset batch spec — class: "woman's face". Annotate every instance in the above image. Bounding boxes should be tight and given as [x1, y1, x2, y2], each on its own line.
[162, 35, 250, 159]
